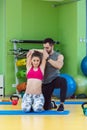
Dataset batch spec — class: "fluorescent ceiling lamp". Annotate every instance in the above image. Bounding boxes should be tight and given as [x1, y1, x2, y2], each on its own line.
[43, 0, 64, 1]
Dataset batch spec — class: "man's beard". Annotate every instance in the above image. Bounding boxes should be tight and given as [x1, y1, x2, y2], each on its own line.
[47, 50, 52, 54]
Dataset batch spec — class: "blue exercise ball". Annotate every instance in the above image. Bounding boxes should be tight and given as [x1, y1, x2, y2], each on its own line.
[53, 74, 76, 98]
[81, 56, 87, 76]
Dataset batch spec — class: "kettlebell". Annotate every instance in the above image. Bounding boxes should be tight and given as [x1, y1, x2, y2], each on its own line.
[81, 102, 87, 116]
[10, 95, 19, 105]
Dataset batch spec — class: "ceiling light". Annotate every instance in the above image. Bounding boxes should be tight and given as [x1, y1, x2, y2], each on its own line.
[43, 0, 64, 1]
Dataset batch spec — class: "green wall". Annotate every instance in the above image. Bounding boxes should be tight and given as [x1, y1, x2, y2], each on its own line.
[21, 0, 86, 77]
[0, 0, 6, 74]
[77, 0, 86, 75]
[0, 0, 86, 96]
[55, 2, 78, 76]
[5, 0, 22, 95]
[22, 0, 59, 39]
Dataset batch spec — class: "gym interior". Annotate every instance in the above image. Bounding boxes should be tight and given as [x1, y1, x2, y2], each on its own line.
[0, 0, 87, 130]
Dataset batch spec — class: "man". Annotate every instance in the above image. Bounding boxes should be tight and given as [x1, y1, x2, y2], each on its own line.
[42, 38, 67, 111]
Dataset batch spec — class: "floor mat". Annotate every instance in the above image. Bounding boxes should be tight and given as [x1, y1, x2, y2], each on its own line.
[0, 110, 70, 115]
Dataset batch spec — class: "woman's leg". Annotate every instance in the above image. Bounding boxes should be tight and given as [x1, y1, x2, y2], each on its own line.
[32, 94, 44, 112]
[21, 93, 33, 112]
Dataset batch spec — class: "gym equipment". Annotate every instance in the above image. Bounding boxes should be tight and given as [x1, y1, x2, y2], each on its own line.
[16, 70, 26, 78]
[19, 91, 25, 98]
[81, 56, 87, 76]
[0, 101, 84, 105]
[0, 110, 70, 115]
[0, 102, 12, 105]
[55, 101, 84, 105]
[10, 95, 19, 105]
[10, 39, 60, 44]
[76, 94, 87, 99]
[16, 58, 26, 66]
[16, 82, 26, 93]
[53, 74, 76, 98]
[2, 99, 10, 102]
[10, 48, 29, 52]
[75, 75, 87, 96]
[10, 48, 29, 58]
[81, 102, 87, 116]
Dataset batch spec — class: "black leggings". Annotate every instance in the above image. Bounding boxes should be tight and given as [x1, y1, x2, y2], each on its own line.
[42, 77, 67, 110]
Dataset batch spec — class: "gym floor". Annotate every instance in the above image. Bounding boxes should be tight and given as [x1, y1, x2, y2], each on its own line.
[0, 98, 87, 130]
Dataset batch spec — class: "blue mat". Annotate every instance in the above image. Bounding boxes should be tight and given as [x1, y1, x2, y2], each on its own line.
[0, 110, 70, 115]
[55, 101, 84, 105]
[0, 101, 84, 105]
[0, 102, 12, 105]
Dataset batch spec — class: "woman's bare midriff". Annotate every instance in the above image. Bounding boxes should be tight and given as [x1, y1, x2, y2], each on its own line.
[25, 78, 42, 94]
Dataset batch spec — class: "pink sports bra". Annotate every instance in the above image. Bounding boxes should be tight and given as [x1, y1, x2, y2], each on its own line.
[26, 67, 44, 80]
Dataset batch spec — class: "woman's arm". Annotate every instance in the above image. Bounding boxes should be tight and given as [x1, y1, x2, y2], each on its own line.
[40, 49, 48, 74]
[26, 50, 33, 69]
[31, 49, 43, 53]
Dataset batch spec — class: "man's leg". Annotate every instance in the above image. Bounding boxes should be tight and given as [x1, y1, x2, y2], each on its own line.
[53, 77, 67, 111]
[42, 83, 54, 110]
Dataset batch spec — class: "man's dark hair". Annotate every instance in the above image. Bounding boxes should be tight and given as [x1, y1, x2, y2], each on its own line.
[43, 38, 55, 46]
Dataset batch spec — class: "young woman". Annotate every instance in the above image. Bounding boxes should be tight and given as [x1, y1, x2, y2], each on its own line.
[21, 50, 47, 112]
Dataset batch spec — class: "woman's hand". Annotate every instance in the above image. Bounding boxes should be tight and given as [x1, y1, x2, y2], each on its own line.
[26, 50, 34, 58]
[43, 49, 49, 60]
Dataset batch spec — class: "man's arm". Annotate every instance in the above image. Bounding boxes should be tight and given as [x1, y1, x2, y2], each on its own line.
[47, 54, 64, 70]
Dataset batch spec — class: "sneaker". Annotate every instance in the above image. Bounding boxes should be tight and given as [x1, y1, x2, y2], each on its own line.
[51, 101, 57, 109]
[57, 104, 64, 111]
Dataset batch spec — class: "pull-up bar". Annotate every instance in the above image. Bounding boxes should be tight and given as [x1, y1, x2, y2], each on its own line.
[10, 39, 60, 44]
